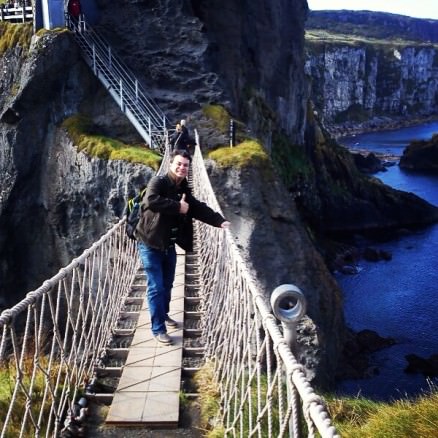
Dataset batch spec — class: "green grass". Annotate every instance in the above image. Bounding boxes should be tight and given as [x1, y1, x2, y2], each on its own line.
[0, 22, 32, 55]
[207, 139, 271, 169]
[0, 357, 66, 437]
[305, 29, 438, 49]
[195, 360, 438, 438]
[194, 362, 293, 437]
[62, 114, 162, 169]
[326, 388, 438, 437]
[202, 104, 231, 134]
[193, 362, 224, 436]
[202, 104, 247, 142]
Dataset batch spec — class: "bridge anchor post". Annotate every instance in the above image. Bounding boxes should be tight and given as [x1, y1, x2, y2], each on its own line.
[271, 284, 307, 437]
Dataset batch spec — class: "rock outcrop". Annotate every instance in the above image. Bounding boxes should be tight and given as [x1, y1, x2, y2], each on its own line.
[399, 134, 438, 171]
[0, 28, 153, 308]
[1, 3, 438, 390]
[293, 116, 438, 235]
[405, 353, 438, 377]
[205, 160, 344, 385]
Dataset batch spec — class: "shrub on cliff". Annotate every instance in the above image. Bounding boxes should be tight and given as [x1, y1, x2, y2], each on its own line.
[62, 114, 162, 169]
[0, 22, 32, 55]
[207, 139, 271, 171]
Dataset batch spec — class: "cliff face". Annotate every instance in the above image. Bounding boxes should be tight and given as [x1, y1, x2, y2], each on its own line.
[305, 11, 438, 124]
[95, 0, 309, 144]
[307, 10, 438, 43]
[306, 42, 438, 123]
[2, 2, 438, 389]
[0, 29, 153, 308]
[206, 160, 344, 385]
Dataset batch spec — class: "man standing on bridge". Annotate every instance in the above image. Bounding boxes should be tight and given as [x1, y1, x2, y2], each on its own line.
[135, 149, 230, 345]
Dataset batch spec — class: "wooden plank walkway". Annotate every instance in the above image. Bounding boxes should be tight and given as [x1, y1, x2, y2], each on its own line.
[106, 249, 185, 427]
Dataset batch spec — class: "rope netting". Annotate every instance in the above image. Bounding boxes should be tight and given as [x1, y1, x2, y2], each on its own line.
[0, 144, 337, 437]
[0, 147, 172, 437]
[190, 146, 339, 438]
[0, 222, 138, 437]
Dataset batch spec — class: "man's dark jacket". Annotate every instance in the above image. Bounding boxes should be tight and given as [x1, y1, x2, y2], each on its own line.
[135, 173, 225, 251]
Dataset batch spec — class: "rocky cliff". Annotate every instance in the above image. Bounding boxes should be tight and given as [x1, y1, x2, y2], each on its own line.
[400, 133, 438, 171]
[94, 0, 308, 144]
[0, 27, 153, 308]
[305, 11, 438, 125]
[1, 1, 438, 390]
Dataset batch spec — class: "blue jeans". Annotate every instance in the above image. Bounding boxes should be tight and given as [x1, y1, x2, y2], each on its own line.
[137, 242, 177, 335]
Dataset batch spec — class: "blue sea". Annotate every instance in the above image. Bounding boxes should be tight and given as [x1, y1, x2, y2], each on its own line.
[336, 121, 438, 401]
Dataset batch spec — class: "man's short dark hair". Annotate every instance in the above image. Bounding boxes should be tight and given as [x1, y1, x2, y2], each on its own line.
[171, 149, 192, 162]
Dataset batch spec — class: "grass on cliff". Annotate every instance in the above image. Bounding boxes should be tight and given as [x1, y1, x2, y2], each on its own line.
[62, 114, 162, 169]
[202, 104, 231, 134]
[193, 362, 281, 437]
[202, 104, 247, 141]
[194, 363, 438, 438]
[0, 22, 32, 55]
[207, 139, 271, 171]
[0, 356, 69, 437]
[326, 387, 438, 437]
[305, 29, 438, 49]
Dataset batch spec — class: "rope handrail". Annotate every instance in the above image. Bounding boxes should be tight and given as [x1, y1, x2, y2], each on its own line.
[0, 132, 338, 436]
[0, 144, 170, 436]
[0, 219, 139, 436]
[0, 218, 123, 327]
[190, 137, 339, 437]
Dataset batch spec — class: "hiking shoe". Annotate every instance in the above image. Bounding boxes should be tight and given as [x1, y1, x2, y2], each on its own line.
[154, 333, 173, 345]
[165, 316, 178, 328]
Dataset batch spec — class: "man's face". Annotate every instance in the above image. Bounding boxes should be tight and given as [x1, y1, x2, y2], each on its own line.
[170, 155, 190, 179]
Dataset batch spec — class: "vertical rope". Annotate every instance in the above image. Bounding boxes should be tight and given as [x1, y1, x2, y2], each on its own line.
[190, 144, 339, 438]
[0, 220, 138, 437]
[0, 142, 338, 437]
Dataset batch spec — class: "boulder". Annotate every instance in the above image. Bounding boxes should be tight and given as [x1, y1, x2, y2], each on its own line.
[362, 247, 392, 262]
[337, 329, 396, 380]
[399, 134, 438, 172]
[405, 353, 438, 377]
[352, 152, 386, 174]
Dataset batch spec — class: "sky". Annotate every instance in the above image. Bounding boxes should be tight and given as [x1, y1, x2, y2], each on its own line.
[307, 0, 438, 20]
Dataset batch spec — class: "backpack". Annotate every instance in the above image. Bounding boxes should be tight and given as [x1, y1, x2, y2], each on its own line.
[125, 187, 147, 240]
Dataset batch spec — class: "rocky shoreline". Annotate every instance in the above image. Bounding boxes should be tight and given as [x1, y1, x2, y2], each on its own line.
[324, 114, 438, 173]
[325, 114, 438, 140]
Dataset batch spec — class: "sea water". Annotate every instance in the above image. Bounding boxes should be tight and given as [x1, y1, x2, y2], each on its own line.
[335, 121, 438, 400]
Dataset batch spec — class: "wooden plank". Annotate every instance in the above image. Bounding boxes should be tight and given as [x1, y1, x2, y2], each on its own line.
[106, 250, 185, 427]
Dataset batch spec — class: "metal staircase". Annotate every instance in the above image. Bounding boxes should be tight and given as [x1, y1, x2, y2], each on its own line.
[66, 16, 169, 153]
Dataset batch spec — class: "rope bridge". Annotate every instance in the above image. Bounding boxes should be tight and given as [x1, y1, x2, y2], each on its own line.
[0, 146, 338, 437]
[191, 147, 338, 437]
[0, 223, 138, 437]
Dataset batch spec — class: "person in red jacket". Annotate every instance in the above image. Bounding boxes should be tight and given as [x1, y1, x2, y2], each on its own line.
[68, 0, 81, 19]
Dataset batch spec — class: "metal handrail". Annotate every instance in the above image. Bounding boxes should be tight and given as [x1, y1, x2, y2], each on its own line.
[67, 15, 169, 152]
[0, 5, 33, 22]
